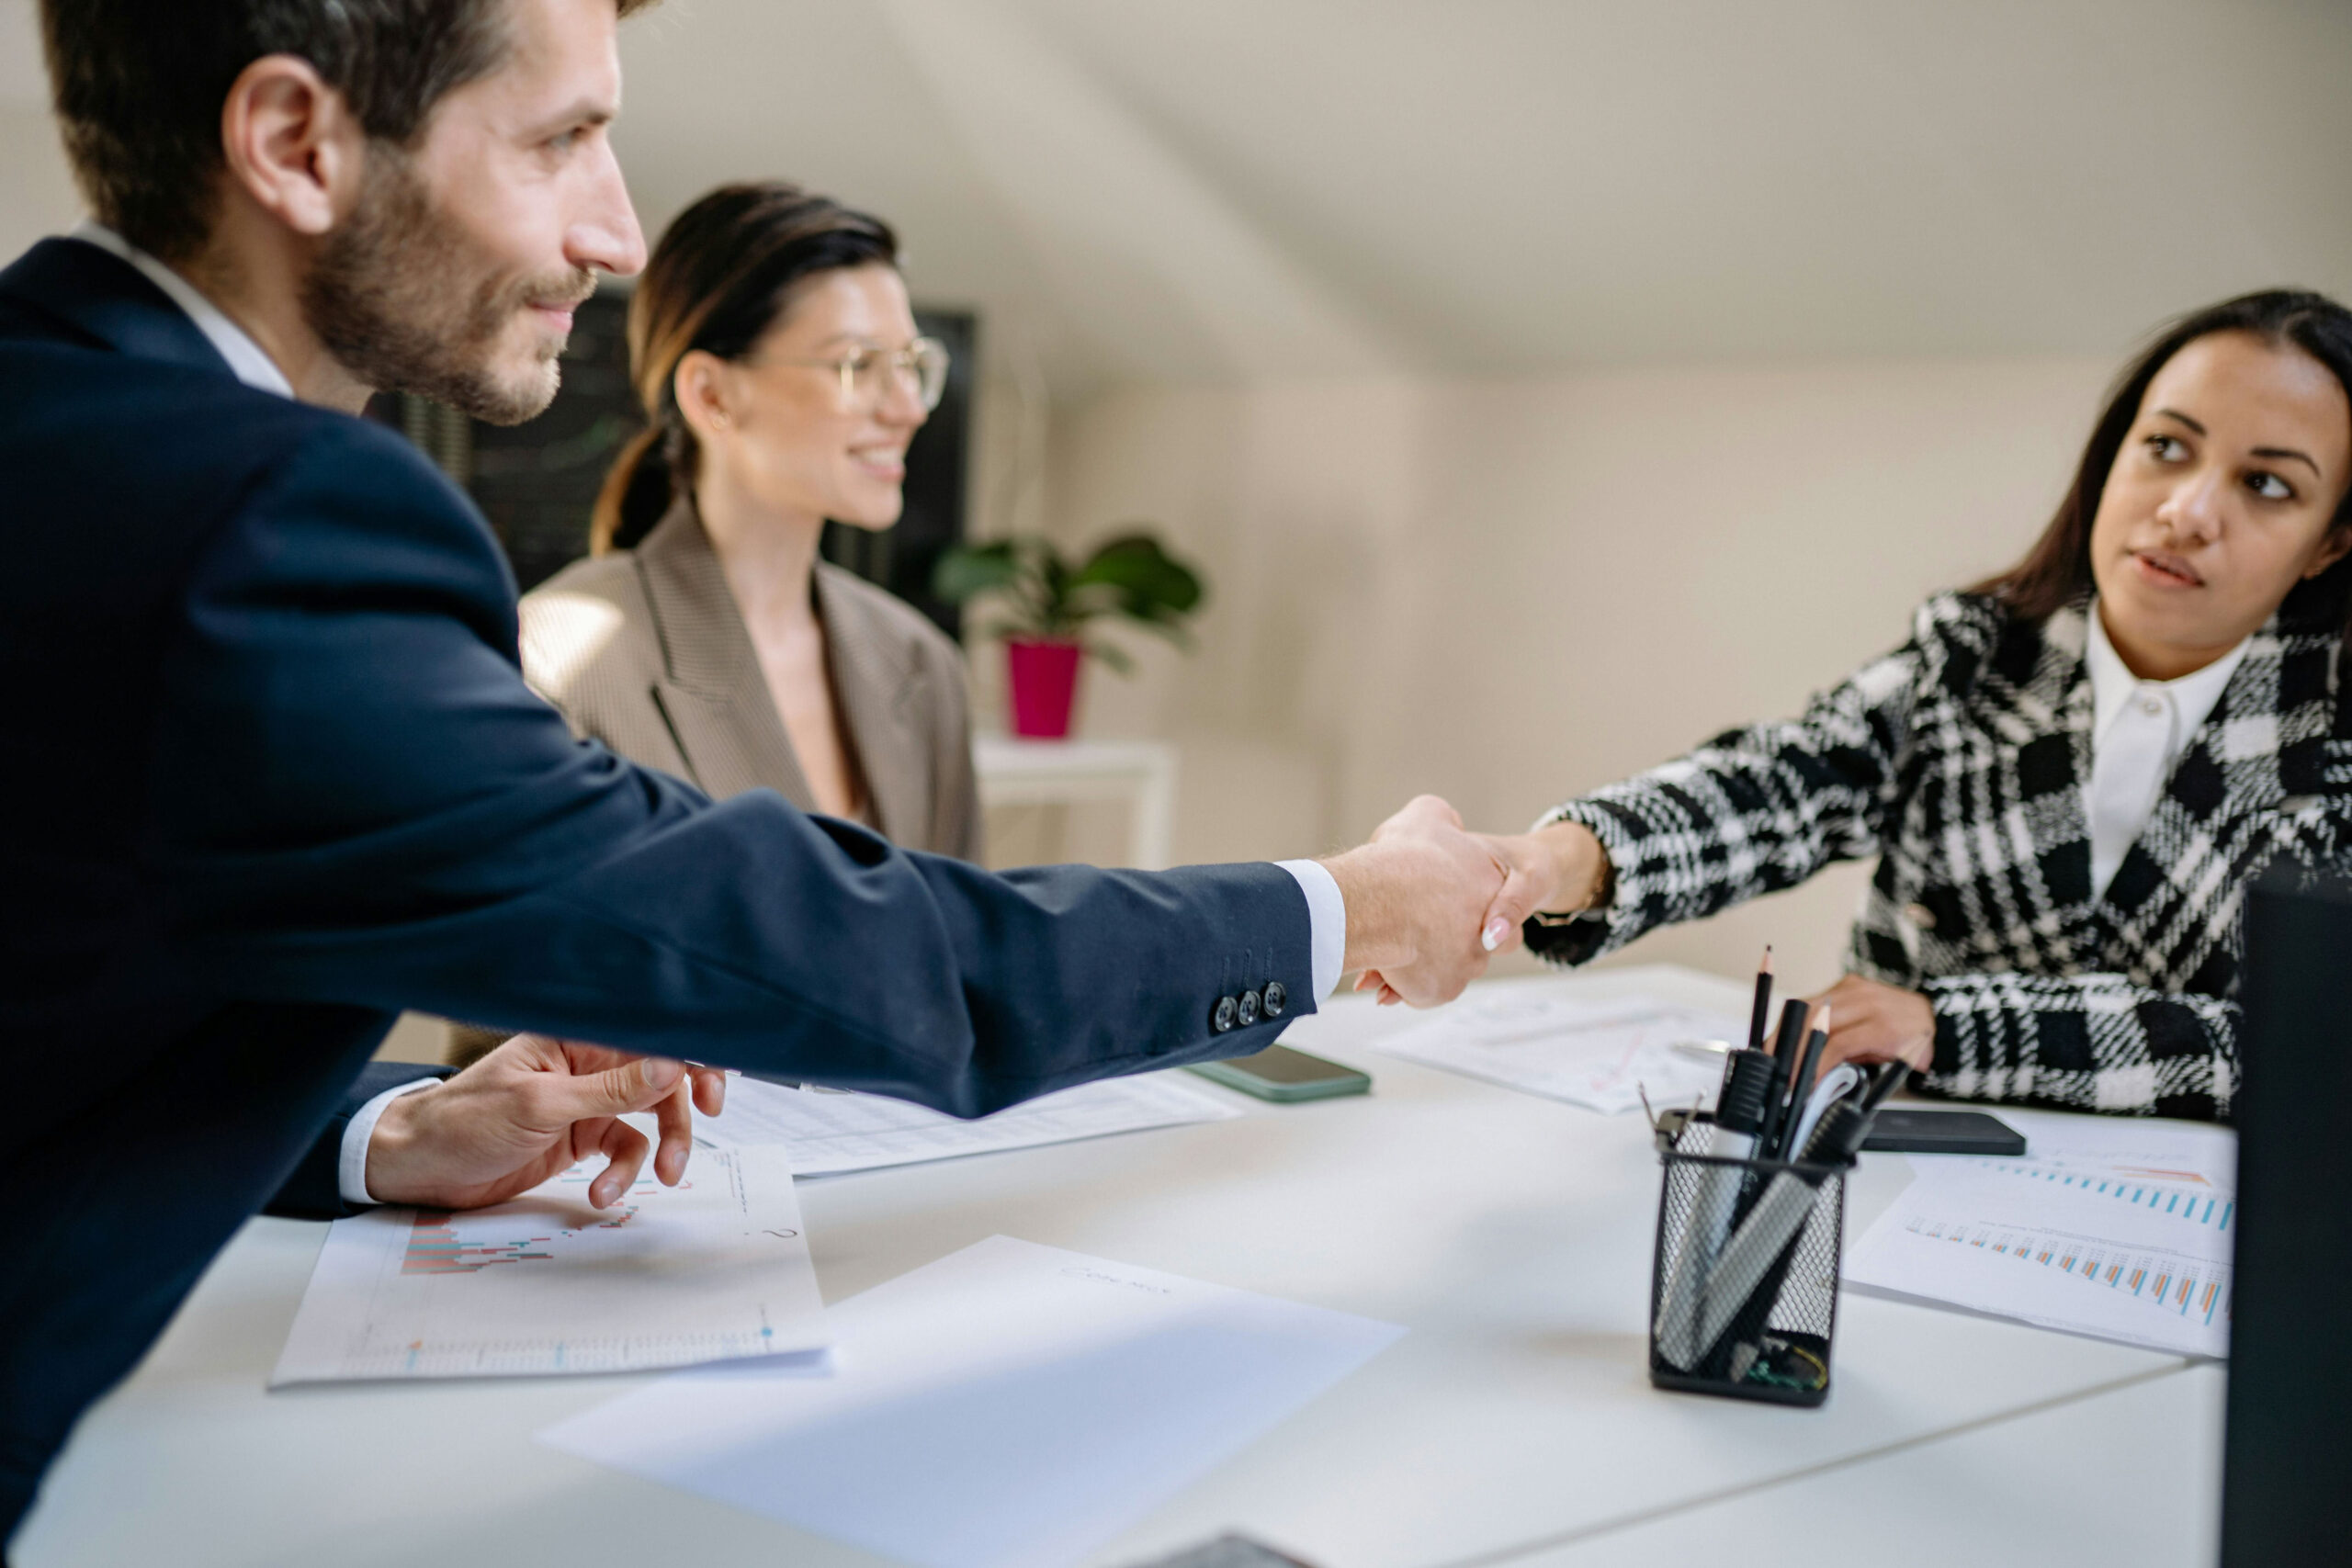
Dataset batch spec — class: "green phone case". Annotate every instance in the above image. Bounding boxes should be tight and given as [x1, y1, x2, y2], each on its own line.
[1185, 1055, 1372, 1102]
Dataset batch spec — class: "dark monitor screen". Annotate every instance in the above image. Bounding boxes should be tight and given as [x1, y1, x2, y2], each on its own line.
[2222, 862, 2352, 1564]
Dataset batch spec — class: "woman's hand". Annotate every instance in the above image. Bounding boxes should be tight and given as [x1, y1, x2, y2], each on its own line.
[1803, 975, 1937, 1074]
[1351, 817, 1611, 1005]
[1474, 820, 1611, 953]
[1339, 795, 1510, 1007]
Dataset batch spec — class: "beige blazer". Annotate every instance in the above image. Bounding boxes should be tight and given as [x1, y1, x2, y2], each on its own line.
[518, 501, 982, 857]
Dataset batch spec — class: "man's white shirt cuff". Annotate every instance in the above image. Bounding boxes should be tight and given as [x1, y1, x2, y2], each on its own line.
[338, 1078, 441, 1207]
[1275, 859, 1346, 1000]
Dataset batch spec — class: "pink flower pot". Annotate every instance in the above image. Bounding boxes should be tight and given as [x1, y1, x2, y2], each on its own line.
[1005, 637, 1083, 738]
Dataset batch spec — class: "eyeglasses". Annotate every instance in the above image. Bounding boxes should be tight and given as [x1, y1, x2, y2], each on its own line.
[759, 337, 951, 413]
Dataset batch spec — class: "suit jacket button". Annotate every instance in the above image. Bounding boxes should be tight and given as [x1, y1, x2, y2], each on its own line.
[1237, 988, 1261, 1027]
[1212, 995, 1238, 1032]
[1262, 981, 1286, 1018]
[1905, 902, 1937, 931]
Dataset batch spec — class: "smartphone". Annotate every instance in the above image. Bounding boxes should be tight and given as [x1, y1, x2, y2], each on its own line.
[1860, 1108, 2027, 1156]
[1185, 1044, 1371, 1103]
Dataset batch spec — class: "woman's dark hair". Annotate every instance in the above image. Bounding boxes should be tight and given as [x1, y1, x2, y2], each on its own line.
[1977, 288, 2352, 637]
[592, 181, 898, 554]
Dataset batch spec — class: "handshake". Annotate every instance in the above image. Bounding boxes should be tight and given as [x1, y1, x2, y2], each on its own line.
[364, 798, 1615, 1217]
[1319, 795, 1611, 1009]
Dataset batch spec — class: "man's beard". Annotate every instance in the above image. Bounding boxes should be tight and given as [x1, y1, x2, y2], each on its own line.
[302, 151, 595, 426]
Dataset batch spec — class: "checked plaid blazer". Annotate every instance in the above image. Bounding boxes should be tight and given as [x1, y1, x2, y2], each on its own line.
[1525, 590, 2352, 1121]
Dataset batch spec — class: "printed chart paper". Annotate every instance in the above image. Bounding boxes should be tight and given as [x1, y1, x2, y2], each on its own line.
[273, 1144, 825, 1384]
[1947, 1108, 2237, 1192]
[1374, 989, 1743, 1114]
[697, 1070, 1241, 1175]
[1845, 1111, 2239, 1358]
[539, 1235, 1405, 1568]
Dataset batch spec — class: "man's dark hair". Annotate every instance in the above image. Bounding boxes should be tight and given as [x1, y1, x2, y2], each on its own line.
[40, 0, 658, 264]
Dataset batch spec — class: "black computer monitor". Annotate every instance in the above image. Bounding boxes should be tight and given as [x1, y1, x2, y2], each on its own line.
[2222, 862, 2352, 1565]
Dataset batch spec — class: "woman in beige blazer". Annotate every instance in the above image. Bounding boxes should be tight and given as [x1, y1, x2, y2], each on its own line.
[535, 180, 978, 850]
[450, 183, 978, 1064]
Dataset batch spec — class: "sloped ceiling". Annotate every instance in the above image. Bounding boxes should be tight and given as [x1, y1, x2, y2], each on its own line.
[614, 0, 2352, 389]
[7, 0, 2349, 389]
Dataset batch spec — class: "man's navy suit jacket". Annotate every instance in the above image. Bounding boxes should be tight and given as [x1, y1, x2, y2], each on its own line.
[0, 238, 1312, 1540]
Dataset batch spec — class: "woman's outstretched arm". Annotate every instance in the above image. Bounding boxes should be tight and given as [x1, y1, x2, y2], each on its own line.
[1480, 596, 2003, 965]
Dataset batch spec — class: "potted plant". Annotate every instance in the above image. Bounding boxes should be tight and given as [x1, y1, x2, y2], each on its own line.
[932, 531, 1205, 739]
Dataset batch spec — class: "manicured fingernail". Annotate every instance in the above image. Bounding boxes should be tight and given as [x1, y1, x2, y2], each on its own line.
[643, 1058, 684, 1090]
[1481, 918, 1508, 952]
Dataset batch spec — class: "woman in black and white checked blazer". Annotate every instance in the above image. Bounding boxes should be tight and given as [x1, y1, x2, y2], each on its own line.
[1466, 291, 2352, 1121]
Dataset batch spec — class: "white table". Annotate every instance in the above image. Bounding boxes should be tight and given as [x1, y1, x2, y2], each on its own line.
[13, 966, 2218, 1568]
[972, 735, 1179, 870]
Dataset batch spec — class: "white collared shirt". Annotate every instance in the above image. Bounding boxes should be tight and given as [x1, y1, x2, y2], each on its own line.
[2083, 601, 2249, 900]
[69, 220, 294, 399]
[1277, 861, 1346, 1004]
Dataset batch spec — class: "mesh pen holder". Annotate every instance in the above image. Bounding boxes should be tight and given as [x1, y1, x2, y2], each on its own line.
[1646, 1107, 1849, 1407]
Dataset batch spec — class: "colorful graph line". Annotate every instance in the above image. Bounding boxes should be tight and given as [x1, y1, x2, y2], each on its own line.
[1965, 1160, 2233, 1232]
[1900, 1213, 2231, 1325]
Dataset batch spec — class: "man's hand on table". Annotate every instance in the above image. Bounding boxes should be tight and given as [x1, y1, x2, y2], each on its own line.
[365, 1033, 729, 1211]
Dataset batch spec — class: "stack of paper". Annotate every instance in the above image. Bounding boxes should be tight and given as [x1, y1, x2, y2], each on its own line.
[1844, 1110, 2238, 1357]
[1374, 990, 1743, 1114]
[541, 1235, 1404, 1568]
[699, 1070, 1242, 1175]
[273, 1143, 826, 1384]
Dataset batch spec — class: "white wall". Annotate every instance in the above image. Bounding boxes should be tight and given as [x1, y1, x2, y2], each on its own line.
[0, 107, 75, 259]
[0, 0, 2152, 998]
[0, 0, 79, 260]
[1035, 355, 2116, 993]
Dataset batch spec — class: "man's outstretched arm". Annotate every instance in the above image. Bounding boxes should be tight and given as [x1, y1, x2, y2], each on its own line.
[164, 424, 1505, 1118]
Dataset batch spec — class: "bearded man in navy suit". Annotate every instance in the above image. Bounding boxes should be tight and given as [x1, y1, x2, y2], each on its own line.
[0, 0, 1513, 1544]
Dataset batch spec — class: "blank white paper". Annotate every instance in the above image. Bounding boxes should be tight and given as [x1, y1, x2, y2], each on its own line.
[538, 1235, 1404, 1568]
[697, 1070, 1242, 1175]
[273, 1143, 826, 1384]
[1375, 990, 1742, 1114]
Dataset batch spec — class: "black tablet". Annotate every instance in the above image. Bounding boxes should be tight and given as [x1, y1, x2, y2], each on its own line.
[1859, 1108, 2026, 1156]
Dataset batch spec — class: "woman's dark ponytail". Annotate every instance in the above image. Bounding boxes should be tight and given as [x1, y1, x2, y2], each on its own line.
[590, 424, 677, 555]
[589, 182, 899, 557]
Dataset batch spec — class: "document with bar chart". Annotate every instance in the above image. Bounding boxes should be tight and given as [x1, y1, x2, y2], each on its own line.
[272, 1143, 826, 1385]
[1845, 1112, 2238, 1358]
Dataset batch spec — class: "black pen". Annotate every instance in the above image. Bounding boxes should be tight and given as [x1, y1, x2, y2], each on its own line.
[1772, 1007, 1830, 1160]
[1755, 998, 1808, 1160]
[1747, 946, 1774, 1055]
